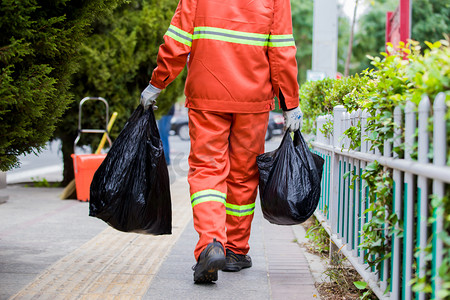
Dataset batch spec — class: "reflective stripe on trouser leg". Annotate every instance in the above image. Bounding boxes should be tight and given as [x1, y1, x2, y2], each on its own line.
[225, 112, 269, 255]
[188, 109, 232, 260]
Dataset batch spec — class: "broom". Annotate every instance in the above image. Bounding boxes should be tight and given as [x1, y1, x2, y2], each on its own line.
[60, 112, 118, 200]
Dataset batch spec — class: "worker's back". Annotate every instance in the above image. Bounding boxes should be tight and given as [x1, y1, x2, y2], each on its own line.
[185, 0, 276, 113]
[151, 0, 299, 113]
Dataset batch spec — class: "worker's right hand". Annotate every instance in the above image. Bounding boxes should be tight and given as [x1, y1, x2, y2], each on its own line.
[140, 84, 161, 110]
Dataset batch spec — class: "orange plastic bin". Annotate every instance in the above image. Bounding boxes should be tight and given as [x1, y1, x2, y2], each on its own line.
[72, 153, 106, 202]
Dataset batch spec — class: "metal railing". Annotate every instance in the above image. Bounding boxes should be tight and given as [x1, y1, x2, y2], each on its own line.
[310, 92, 448, 300]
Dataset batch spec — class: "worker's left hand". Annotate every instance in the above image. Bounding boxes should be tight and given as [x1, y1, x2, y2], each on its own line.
[283, 106, 303, 132]
[140, 84, 161, 110]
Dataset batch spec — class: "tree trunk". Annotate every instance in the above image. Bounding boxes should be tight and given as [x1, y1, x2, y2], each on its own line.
[344, 0, 359, 77]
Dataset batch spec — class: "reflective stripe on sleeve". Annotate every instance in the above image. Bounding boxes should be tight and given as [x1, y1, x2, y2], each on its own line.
[268, 34, 296, 47]
[225, 203, 255, 217]
[165, 24, 193, 47]
[191, 189, 227, 207]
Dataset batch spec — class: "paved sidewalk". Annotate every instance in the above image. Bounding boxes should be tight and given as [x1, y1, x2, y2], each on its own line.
[1, 176, 319, 300]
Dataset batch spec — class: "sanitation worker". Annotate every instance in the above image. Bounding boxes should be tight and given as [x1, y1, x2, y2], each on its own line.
[141, 0, 302, 283]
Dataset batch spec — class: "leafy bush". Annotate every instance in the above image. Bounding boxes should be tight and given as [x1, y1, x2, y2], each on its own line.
[299, 39, 449, 297]
[0, 0, 122, 171]
[299, 78, 334, 134]
[54, 0, 185, 184]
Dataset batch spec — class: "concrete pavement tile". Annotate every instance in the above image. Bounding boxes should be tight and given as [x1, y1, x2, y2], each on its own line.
[0, 273, 37, 300]
[7, 178, 193, 299]
[3, 177, 322, 299]
[144, 208, 271, 300]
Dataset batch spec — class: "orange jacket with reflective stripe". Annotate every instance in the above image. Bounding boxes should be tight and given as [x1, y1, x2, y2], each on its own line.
[150, 0, 299, 113]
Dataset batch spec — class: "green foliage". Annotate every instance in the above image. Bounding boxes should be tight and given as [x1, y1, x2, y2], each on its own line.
[351, 0, 450, 75]
[300, 39, 449, 297]
[353, 281, 367, 290]
[412, 0, 450, 49]
[291, 0, 313, 84]
[299, 78, 334, 134]
[24, 177, 60, 188]
[337, 7, 351, 75]
[434, 192, 450, 299]
[326, 74, 370, 112]
[410, 193, 450, 298]
[55, 0, 185, 184]
[359, 162, 400, 272]
[305, 217, 330, 254]
[321, 255, 377, 299]
[352, 0, 397, 73]
[405, 40, 450, 103]
[0, 0, 122, 171]
[299, 74, 370, 136]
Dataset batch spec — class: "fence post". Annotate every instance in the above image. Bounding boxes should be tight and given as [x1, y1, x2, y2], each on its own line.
[390, 106, 403, 300]
[417, 95, 430, 300]
[381, 109, 393, 294]
[352, 110, 361, 258]
[326, 114, 333, 219]
[329, 106, 346, 263]
[347, 111, 357, 254]
[359, 110, 369, 266]
[403, 101, 416, 300]
[432, 93, 446, 299]
[317, 116, 324, 143]
[375, 109, 382, 156]
[342, 112, 350, 248]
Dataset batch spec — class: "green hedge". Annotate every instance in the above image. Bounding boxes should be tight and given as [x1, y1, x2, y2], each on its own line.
[299, 40, 449, 298]
[300, 40, 449, 138]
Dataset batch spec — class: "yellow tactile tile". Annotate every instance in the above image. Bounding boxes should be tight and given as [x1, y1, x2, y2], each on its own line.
[11, 178, 191, 299]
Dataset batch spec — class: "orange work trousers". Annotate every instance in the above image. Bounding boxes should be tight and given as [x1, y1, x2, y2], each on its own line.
[188, 109, 269, 260]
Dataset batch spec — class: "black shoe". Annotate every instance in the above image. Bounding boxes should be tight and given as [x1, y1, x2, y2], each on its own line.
[192, 238, 226, 283]
[222, 249, 252, 272]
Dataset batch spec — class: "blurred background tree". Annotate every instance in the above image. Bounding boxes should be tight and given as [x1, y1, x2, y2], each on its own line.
[291, 0, 313, 84]
[411, 0, 449, 48]
[55, 0, 185, 185]
[0, 0, 123, 171]
[350, 0, 449, 75]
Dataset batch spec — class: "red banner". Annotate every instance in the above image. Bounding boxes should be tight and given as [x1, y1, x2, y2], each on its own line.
[385, 0, 411, 55]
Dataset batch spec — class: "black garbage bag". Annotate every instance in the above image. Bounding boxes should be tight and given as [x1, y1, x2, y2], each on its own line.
[256, 130, 324, 225]
[89, 105, 172, 235]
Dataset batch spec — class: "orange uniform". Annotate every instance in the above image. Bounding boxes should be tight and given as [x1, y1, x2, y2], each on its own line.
[150, 0, 299, 259]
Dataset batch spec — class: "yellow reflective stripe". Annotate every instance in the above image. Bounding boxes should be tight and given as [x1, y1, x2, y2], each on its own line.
[268, 34, 295, 47]
[269, 34, 294, 40]
[193, 26, 269, 46]
[193, 33, 268, 46]
[165, 25, 192, 47]
[268, 41, 296, 47]
[225, 203, 255, 217]
[194, 27, 269, 39]
[191, 189, 226, 208]
[169, 25, 193, 39]
[192, 27, 295, 47]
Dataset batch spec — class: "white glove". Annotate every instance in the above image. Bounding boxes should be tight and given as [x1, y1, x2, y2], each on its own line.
[140, 84, 161, 110]
[283, 106, 303, 132]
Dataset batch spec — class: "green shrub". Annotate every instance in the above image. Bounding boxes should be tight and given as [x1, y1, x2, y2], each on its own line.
[299, 77, 334, 134]
[54, 0, 185, 184]
[300, 39, 449, 297]
[0, 0, 123, 171]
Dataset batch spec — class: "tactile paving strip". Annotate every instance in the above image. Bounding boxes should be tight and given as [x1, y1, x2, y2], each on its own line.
[11, 178, 192, 299]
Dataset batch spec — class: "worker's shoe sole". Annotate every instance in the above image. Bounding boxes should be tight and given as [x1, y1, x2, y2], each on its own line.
[222, 249, 252, 272]
[193, 239, 226, 283]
